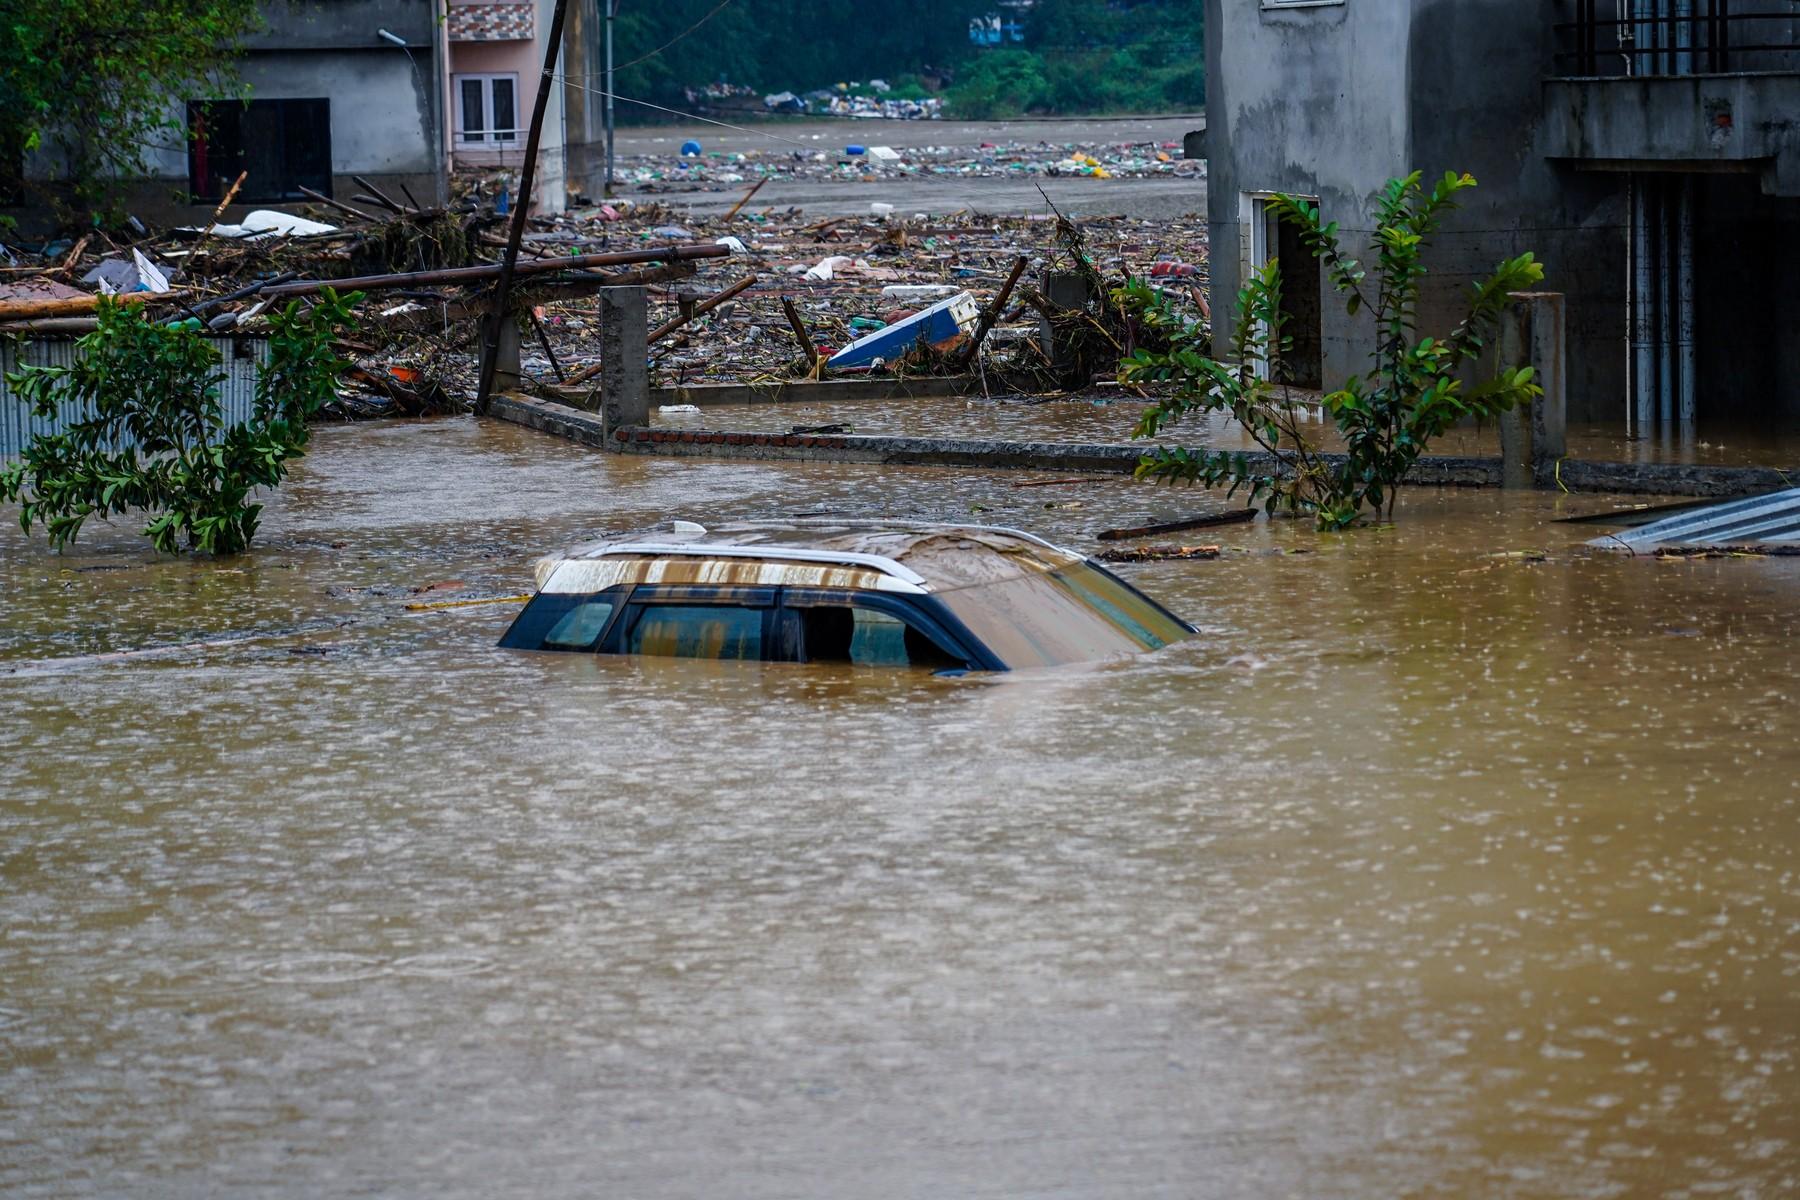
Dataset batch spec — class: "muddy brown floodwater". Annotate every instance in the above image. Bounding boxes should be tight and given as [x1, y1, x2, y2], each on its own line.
[2, 417, 1797, 1199]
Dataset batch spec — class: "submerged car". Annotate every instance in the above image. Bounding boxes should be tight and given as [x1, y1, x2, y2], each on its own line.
[499, 521, 1195, 671]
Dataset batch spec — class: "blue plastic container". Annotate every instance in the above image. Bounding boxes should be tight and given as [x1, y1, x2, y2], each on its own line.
[680, 140, 703, 156]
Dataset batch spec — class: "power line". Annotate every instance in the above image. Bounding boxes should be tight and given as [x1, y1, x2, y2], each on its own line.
[556, 76, 823, 148]
[614, 0, 742, 72]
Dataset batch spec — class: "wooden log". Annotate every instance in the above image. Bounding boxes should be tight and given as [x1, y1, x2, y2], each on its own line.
[0, 292, 185, 321]
[351, 175, 411, 215]
[782, 296, 821, 366]
[199, 171, 248, 239]
[957, 254, 1029, 369]
[297, 185, 378, 223]
[723, 176, 768, 221]
[1096, 510, 1258, 542]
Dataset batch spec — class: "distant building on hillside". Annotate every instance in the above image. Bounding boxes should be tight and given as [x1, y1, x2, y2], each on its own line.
[1203, 0, 1800, 432]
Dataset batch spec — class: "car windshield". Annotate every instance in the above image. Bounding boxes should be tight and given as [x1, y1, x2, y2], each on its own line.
[934, 562, 1190, 669]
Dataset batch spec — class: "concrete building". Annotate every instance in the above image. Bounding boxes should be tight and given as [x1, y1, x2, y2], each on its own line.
[443, 0, 635, 212]
[1203, 0, 1800, 432]
[64, 0, 449, 222]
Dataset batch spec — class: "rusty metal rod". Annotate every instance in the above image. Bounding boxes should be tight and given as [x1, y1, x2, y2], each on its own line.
[261, 244, 729, 298]
[649, 275, 756, 344]
[957, 254, 1029, 370]
[475, 0, 574, 413]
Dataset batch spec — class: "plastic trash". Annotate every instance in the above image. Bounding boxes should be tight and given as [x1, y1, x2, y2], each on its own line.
[868, 145, 901, 161]
[652, 225, 694, 239]
[680, 140, 703, 156]
[658, 404, 701, 413]
[870, 202, 895, 217]
[804, 255, 854, 282]
[845, 145, 866, 157]
[880, 284, 958, 301]
[1149, 261, 1202, 278]
[131, 249, 171, 293]
[715, 235, 748, 254]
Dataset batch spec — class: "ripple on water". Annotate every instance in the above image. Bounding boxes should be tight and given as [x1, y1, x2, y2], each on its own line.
[393, 953, 496, 979]
[255, 953, 391, 985]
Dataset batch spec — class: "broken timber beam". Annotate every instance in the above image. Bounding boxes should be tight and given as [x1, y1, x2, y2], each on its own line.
[261, 244, 729, 298]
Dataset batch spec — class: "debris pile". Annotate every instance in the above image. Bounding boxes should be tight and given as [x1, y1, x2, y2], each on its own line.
[610, 137, 1202, 191]
[0, 172, 1210, 412]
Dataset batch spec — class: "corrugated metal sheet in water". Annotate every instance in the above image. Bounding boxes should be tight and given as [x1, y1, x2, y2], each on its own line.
[1, 335, 269, 461]
[1590, 488, 1800, 550]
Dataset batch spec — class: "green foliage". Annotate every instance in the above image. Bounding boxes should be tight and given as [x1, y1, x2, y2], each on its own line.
[943, 51, 1050, 119]
[1120, 171, 1547, 529]
[0, 0, 260, 219]
[0, 291, 359, 555]
[606, 0, 1202, 119]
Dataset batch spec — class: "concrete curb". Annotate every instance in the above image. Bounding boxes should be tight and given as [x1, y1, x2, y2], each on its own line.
[487, 394, 1794, 497]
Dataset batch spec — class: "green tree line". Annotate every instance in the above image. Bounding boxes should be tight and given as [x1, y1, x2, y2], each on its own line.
[611, 0, 1205, 118]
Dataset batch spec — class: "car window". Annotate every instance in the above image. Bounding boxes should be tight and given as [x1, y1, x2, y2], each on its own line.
[542, 599, 616, 650]
[792, 603, 964, 668]
[935, 571, 1158, 668]
[628, 604, 764, 661]
[1047, 563, 1190, 650]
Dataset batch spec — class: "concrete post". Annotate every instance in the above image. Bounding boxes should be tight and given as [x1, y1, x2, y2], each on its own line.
[1038, 270, 1091, 372]
[1497, 292, 1567, 489]
[598, 285, 649, 435]
[487, 313, 522, 395]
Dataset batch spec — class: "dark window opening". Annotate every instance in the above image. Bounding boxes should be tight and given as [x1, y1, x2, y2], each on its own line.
[1273, 209, 1323, 389]
[796, 605, 963, 669]
[187, 99, 332, 203]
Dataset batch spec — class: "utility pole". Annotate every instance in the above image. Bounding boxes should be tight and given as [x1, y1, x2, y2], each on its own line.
[474, 0, 574, 412]
[604, 0, 618, 198]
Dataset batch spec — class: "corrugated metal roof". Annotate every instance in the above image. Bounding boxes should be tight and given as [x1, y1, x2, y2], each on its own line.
[1, 335, 269, 462]
[1589, 488, 1800, 551]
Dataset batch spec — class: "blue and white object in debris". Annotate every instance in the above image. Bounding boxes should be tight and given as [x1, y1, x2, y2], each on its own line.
[827, 292, 981, 370]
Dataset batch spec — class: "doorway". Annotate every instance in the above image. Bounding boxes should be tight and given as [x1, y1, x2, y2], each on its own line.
[1241, 192, 1324, 389]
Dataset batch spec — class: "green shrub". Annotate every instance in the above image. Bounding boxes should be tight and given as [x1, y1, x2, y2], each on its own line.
[0, 291, 360, 555]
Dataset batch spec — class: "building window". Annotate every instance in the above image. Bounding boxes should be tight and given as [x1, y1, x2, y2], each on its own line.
[1262, 0, 1345, 8]
[187, 99, 332, 202]
[455, 74, 520, 148]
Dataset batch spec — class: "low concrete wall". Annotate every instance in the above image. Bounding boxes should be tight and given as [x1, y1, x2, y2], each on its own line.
[489, 394, 1794, 497]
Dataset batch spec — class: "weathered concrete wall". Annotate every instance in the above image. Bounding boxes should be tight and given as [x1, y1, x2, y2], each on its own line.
[1203, 0, 1411, 386]
[1540, 74, 1800, 195]
[488, 394, 1794, 498]
[250, 0, 437, 50]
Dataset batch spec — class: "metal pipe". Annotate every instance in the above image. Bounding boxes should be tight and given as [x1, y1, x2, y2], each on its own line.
[1630, 173, 1656, 432]
[1677, 174, 1697, 425]
[262, 244, 730, 298]
[1673, 0, 1694, 74]
[1658, 177, 1675, 425]
[604, 0, 617, 198]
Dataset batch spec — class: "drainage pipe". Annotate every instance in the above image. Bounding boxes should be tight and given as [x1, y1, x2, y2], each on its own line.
[1676, 175, 1697, 425]
[1630, 174, 1657, 431]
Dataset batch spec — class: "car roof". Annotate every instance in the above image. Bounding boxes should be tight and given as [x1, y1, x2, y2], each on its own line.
[534, 520, 1087, 596]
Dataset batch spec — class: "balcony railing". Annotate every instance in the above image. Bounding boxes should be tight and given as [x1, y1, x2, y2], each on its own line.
[1556, 2, 1800, 76]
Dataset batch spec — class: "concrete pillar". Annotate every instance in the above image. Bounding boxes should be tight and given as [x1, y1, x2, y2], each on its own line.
[598, 285, 648, 434]
[1038, 270, 1091, 373]
[487, 313, 522, 395]
[1497, 292, 1568, 488]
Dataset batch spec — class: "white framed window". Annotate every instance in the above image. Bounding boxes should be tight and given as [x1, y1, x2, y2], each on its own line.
[455, 73, 520, 148]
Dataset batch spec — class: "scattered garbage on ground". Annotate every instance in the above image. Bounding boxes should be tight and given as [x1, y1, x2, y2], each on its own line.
[0, 161, 1211, 413]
